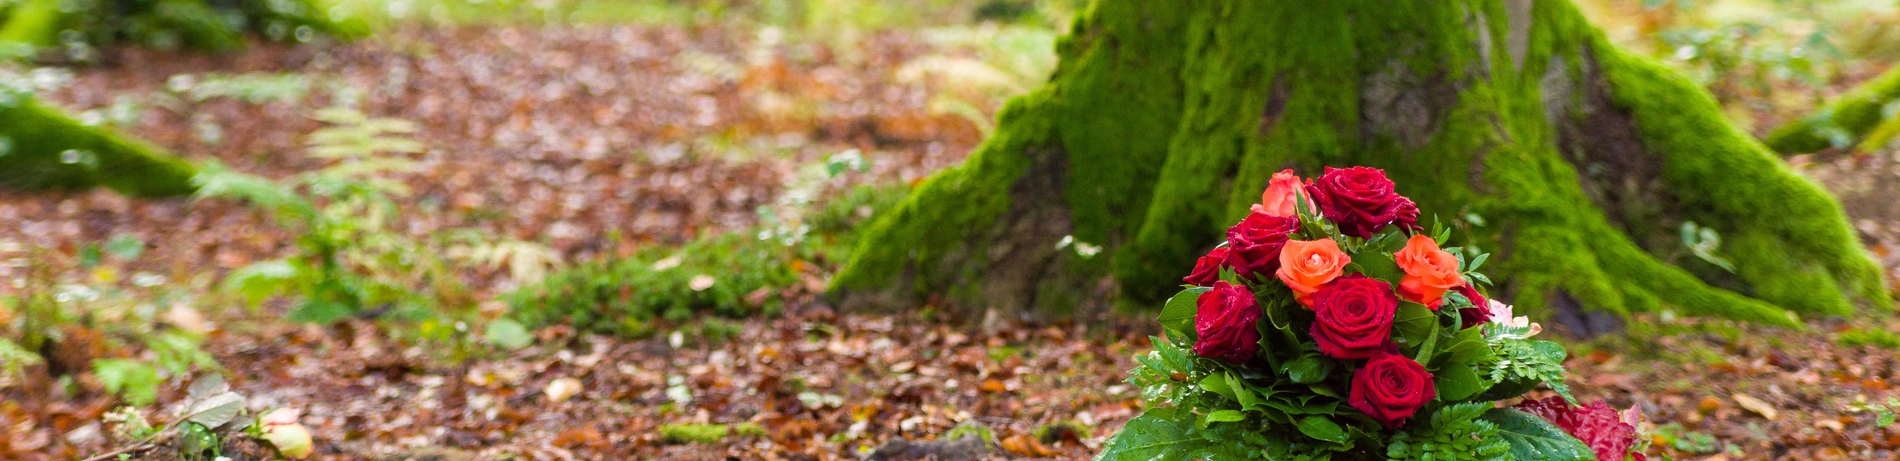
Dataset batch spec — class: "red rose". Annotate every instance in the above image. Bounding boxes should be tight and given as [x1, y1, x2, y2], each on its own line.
[1305, 167, 1414, 239]
[1394, 196, 1422, 232]
[1309, 275, 1398, 360]
[1349, 350, 1435, 429]
[1224, 211, 1301, 281]
[1183, 247, 1231, 287]
[1193, 281, 1260, 363]
[1515, 397, 1644, 461]
[1451, 285, 1489, 329]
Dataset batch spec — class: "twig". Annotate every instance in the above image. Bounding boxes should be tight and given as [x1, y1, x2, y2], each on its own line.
[80, 442, 157, 461]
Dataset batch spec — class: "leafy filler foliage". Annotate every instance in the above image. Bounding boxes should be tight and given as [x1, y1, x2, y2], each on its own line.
[1095, 167, 1648, 461]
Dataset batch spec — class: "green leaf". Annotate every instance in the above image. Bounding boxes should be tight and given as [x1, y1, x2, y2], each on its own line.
[485, 319, 535, 350]
[94, 358, 160, 406]
[1200, 373, 1238, 401]
[1159, 287, 1211, 339]
[1284, 356, 1330, 384]
[1480, 408, 1595, 461]
[1348, 250, 1401, 282]
[287, 299, 353, 324]
[1464, 253, 1489, 272]
[1202, 409, 1245, 428]
[1437, 327, 1494, 367]
[1295, 415, 1348, 444]
[1091, 408, 1226, 461]
[1434, 363, 1486, 401]
[1393, 302, 1435, 350]
[183, 391, 246, 429]
[0, 338, 43, 376]
[222, 260, 300, 306]
[104, 234, 144, 261]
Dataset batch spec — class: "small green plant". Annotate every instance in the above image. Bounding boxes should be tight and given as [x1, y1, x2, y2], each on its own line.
[195, 107, 434, 324]
[1, 238, 219, 405]
[167, 73, 324, 105]
[1650, 422, 1720, 454]
[1848, 395, 1900, 428]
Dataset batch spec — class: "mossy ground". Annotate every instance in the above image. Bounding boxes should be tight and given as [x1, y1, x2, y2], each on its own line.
[835, 0, 1888, 326]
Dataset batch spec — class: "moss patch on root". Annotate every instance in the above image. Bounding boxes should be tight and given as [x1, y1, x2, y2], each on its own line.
[1763, 66, 1900, 154]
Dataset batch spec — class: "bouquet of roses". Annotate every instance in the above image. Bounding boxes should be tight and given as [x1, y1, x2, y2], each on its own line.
[1094, 167, 1648, 461]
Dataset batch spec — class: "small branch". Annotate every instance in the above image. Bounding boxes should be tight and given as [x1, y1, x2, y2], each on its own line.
[81, 442, 157, 461]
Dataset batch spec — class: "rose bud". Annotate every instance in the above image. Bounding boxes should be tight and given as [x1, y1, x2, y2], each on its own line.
[1184, 246, 1232, 287]
[1251, 169, 1310, 217]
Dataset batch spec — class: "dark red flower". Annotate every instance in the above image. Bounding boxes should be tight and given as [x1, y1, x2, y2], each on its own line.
[1394, 196, 1422, 232]
[1309, 275, 1398, 360]
[1451, 285, 1489, 329]
[1349, 350, 1435, 429]
[1184, 247, 1231, 287]
[1193, 281, 1260, 363]
[1224, 212, 1301, 281]
[1304, 167, 1415, 239]
[1515, 397, 1644, 461]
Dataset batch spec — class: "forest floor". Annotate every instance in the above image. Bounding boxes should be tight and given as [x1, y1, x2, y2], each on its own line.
[6, 21, 1900, 461]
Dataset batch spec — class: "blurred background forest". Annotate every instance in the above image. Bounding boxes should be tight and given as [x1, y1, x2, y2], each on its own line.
[6, 0, 1900, 459]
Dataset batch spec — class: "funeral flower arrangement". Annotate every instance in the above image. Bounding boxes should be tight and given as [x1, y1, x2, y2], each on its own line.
[1093, 167, 1648, 461]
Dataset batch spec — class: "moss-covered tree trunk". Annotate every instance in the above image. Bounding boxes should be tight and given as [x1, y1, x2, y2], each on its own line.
[0, 99, 197, 197]
[831, 0, 1889, 330]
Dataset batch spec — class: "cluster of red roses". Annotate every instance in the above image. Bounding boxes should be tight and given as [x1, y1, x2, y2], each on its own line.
[1180, 167, 1488, 429]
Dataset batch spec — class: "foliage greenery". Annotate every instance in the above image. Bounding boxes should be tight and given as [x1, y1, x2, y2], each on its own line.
[0, 0, 368, 60]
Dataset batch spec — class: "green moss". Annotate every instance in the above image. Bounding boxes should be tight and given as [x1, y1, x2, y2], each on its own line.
[1763, 67, 1900, 154]
[511, 183, 906, 335]
[658, 423, 729, 444]
[1837, 328, 1900, 349]
[0, 99, 196, 197]
[833, 0, 1885, 326]
[0, 0, 368, 55]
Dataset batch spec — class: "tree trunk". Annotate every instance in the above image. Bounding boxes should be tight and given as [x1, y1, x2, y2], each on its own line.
[1764, 66, 1900, 154]
[830, 0, 1889, 328]
[0, 99, 197, 197]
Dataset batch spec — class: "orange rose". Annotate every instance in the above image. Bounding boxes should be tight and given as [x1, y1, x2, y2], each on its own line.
[1251, 169, 1309, 217]
[1276, 238, 1350, 308]
[1395, 234, 1464, 308]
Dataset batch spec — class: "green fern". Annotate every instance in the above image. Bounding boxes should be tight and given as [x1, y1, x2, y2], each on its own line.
[1386, 403, 1511, 461]
[1490, 340, 1575, 404]
[1128, 334, 1207, 406]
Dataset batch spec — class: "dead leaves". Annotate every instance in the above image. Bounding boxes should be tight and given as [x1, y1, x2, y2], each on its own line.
[999, 433, 1055, 457]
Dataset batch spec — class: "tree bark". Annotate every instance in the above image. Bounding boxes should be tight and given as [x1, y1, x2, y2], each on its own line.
[830, 0, 1889, 327]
